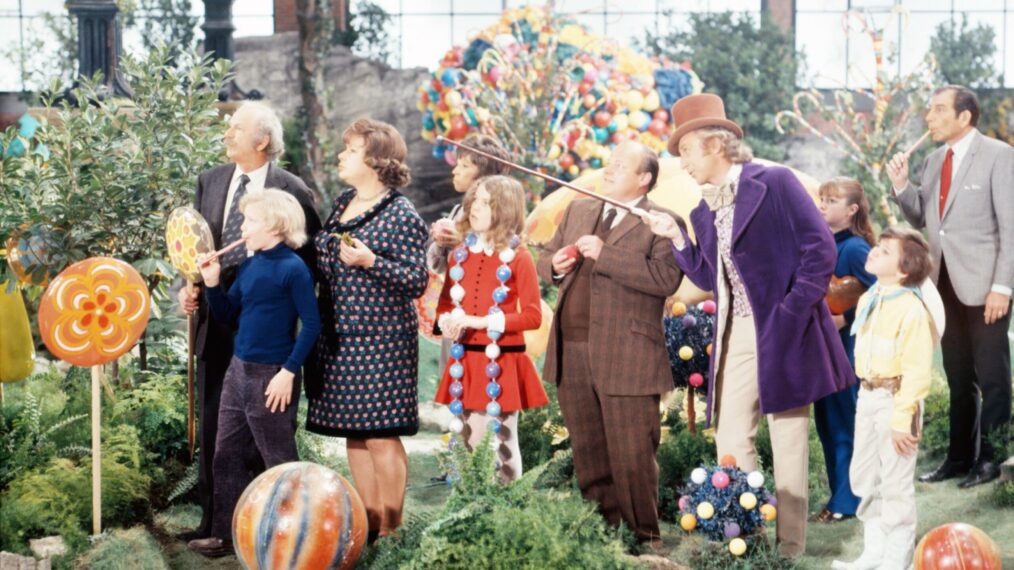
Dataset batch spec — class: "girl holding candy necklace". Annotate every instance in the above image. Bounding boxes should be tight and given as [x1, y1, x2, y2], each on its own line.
[434, 175, 548, 482]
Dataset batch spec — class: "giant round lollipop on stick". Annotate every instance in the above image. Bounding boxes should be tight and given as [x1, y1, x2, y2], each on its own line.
[38, 256, 151, 536]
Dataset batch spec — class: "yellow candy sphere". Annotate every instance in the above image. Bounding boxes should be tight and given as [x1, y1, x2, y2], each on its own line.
[625, 90, 644, 112]
[739, 492, 757, 510]
[706, 343, 713, 356]
[696, 502, 715, 520]
[680, 513, 697, 531]
[729, 538, 747, 556]
[671, 301, 687, 316]
[679, 346, 694, 361]
[761, 504, 777, 521]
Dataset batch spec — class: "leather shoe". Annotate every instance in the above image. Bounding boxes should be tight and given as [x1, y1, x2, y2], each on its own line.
[958, 461, 1000, 489]
[175, 529, 209, 542]
[188, 537, 233, 558]
[918, 460, 971, 483]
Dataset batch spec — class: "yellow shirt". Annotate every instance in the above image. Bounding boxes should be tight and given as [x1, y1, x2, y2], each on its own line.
[853, 284, 935, 432]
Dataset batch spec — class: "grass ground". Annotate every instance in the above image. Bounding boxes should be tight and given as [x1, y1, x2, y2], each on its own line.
[145, 335, 1013, 568]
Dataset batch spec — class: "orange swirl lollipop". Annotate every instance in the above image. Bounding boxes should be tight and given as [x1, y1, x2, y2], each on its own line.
[38, 257, 151, 367]
[165, 206, 215, 282]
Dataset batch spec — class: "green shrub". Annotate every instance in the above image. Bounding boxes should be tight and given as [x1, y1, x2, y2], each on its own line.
[989, 479, 1014, 509]
[78, 526, 169, 570]
[363, 434, 635, 569]
[0, 424, 152, 551]
[687, 535, 798, 570]
[518, 382, 569, 470]
[920, 386, 951, 458]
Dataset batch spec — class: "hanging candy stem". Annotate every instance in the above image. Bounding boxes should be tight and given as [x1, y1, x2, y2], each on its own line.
[437, 136, 648, 216]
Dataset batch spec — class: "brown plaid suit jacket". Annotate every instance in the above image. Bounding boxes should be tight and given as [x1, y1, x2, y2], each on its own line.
[538, 196, 684, 396]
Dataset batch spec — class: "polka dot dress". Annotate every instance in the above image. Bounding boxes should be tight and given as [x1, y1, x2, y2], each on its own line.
[306, 189, 429, 438]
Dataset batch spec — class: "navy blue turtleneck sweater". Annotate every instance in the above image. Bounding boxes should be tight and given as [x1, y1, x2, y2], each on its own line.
[834, 229, 876, 364]
[206, 243, 320, 373]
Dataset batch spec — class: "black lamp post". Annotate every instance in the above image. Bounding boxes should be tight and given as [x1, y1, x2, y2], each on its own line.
[202, 0, 263, 101]
[67, 0, 132, 97]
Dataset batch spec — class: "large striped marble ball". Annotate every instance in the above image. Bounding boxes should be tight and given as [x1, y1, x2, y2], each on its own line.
[915, 523, 1001, 570]
[232, 462, 368, 570]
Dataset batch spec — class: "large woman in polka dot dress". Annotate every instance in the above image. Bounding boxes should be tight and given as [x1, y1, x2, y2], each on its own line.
[306, 118, 428, 542]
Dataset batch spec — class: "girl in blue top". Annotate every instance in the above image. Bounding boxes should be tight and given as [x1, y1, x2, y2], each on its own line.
[812, 176, 877, 524]
[190, 189, 321, 556]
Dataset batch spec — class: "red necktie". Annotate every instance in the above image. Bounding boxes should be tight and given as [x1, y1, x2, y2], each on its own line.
[939, 149, 954, 218]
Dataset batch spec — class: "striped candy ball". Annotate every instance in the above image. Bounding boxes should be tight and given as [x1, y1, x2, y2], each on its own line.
[915, 523, 1001, 570]
[232, 462, 368, 570]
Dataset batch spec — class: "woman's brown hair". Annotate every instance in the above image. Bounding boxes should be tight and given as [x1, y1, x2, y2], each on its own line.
[820, 177, 876, 246]
[342, 118, 411, 188]
[879, 226, 933, 286]
[456, 175, 526, 251]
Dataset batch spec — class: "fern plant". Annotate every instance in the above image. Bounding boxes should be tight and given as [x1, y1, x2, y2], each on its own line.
[0, 391, 88, 488]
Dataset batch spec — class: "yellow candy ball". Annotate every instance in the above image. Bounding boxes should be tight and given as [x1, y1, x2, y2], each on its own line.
[547, 144, 562, 160]
[706, 343, 712, 356]
[625, 90, 644, 112]
[568, 165, 580, 176]
[739, 492, 757, 510]
[679, 346, 694, 361]
[729, 538, 747, 556]
[642, 90, 661, 112]
[680, 513, 697, 531]
[761, 504, 777, 521]
[671, 301, 687, 316]
[696, 501, 715, 520]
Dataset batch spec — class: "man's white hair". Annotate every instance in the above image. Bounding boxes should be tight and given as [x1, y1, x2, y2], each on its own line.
[240, 101, 285, 161]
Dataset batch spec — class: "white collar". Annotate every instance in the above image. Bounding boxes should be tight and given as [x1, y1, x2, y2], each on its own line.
[726, 163, 743, 186]
[947, 128, 976, 158]
[233, 161, 270, 185]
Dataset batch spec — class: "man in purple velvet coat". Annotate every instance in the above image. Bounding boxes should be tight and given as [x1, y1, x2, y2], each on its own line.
[643, 94, 854, 557]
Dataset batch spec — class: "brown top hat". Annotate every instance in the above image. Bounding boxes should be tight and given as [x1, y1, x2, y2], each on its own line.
[667, 93, 744, 156]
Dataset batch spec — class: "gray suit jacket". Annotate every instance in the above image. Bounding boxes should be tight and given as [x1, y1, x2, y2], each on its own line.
[537, 196, 684, 396]
[893, 129, 1014, 306]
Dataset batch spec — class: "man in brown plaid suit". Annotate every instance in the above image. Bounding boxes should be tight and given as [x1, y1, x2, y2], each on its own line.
[538, 142, 684, 546]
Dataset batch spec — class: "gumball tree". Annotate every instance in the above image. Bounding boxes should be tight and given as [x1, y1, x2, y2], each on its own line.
[678, 455, 778, 559]
[663, 299, 716, 433]
[419, 5, 701, 194]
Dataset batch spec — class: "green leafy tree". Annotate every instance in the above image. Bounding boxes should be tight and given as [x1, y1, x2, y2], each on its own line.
[930, 14, 999, 88]
[136, 0, 201, 62]
[333, 1, 394, 65]
[642, 11, 802, 160]
[0, 44, 230, 367]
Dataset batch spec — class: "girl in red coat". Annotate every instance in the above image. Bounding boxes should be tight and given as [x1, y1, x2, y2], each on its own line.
[435, 175, 548, 482]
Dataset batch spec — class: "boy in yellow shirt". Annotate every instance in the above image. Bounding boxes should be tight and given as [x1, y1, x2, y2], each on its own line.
[833, 227, 944, 570]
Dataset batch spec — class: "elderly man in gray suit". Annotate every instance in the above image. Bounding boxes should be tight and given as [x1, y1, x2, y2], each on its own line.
[888, 85, 1013, 489]
[176, 102, 321, 553]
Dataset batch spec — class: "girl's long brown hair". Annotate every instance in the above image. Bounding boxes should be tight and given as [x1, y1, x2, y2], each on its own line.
[820, 177, 876, 246]
[456, 175, 526, 252]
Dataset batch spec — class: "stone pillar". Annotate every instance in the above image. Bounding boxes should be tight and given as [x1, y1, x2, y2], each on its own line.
[761, 0, 795, 36]
[201, 0, 263, 100]
[67, 0, 131, 96]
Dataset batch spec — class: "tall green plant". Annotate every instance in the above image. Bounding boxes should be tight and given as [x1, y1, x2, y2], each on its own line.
[642, 11, 802, 160]
[930, 14, 999, 89]
[0, 44, 230, 364]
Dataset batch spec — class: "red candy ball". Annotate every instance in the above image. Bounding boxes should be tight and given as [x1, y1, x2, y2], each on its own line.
[915, 523, 1001, 570]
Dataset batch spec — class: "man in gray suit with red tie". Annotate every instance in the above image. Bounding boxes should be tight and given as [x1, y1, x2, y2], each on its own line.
[176, 102, 320, 549]
[888, 85, 1013, 488]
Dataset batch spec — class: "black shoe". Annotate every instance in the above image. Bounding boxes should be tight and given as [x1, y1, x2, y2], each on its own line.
[958, 461, 1000, 489]
[188, 537, 233, 558]
[918, 460, 972, 483]
[175, 529, 209, 542]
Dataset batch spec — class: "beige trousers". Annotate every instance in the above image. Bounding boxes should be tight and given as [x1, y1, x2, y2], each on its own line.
[849, 387, 919, 566]
[462, 411, 522, 483]
[714, 314, 810, 558]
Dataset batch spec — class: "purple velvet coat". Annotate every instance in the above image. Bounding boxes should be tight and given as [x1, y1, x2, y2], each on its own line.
[671, 162, 854, 421]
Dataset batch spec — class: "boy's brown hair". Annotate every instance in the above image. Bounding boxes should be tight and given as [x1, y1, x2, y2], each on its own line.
[879, 226, 933, 286]
[456, 134, 512, 177]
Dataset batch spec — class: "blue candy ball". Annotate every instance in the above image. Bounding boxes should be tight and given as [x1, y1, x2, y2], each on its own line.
[489, 419, 502, 433]
[453, 247, 469, 263]
[450, 343, 465, 359]
[440, 68, 459, 87]
[485, 362, 501, 379]
[485, 382, 501, 398]
[487, 305, 503, 315]
[432, 145, 445, 159]
[464, 233, 478, 247]
[449, 400, 464, 415]
[509, 235, 522, 249]
[487, 330, 502, 341]
[492, 287, 508, 304]
[485, 401, 501, 417]
[449, 381, 464, 398]
[496, 265, 512, 282]
[450, 363, 464, 379]
[449, 265, 465, 282]
[682, 315, 697, 328]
